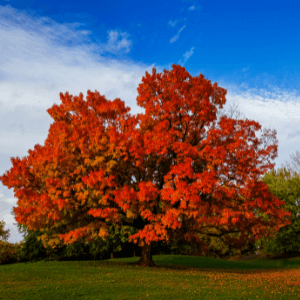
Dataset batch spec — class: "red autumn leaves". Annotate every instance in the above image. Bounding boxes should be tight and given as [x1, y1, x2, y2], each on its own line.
[0, 64, 291, 264]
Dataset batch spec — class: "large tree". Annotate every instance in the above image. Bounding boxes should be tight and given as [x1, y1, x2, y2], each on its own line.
[0, 64, 291, 267]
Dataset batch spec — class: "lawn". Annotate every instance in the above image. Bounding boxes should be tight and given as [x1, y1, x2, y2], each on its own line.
[1, 255, 299, 300]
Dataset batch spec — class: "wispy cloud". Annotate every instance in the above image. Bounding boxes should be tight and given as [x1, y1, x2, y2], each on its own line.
[105, 30, 132, 53]
[178, 46, 195, 66]
[168, 18, 187, 28]
[168, 20, 178, 27]
[242, 66, 251, 72]
[170, 25, 186, 43]
[188, 5, 196, 10]
[0, 5, 132, 56]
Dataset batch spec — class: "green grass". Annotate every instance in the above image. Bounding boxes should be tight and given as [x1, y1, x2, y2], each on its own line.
[1, 255, 300, 300]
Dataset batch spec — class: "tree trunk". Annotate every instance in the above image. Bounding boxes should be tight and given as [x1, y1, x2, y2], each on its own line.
[110, 251, 114, 259]
[133, 247, 136, 257]
[129, 242, 156, 267]
[139, 242, 155, 266]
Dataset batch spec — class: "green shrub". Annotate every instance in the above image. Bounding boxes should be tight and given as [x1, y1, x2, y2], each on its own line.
[19, 230, 47, 262]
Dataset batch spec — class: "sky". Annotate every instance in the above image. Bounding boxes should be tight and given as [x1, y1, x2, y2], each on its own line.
[0, 0, 300, 243]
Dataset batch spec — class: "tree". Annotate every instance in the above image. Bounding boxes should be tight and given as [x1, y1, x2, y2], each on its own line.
[255, 167, 300, 255]
[0, 219, 10, 242]
[280, 150, 300, 178]
[0, 64, 291, 267]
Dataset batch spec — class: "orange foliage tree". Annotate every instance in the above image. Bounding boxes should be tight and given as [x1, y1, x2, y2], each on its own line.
[0, 64, 291, 267]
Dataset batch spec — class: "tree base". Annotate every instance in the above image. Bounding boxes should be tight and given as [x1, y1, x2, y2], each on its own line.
[127, 242, 156, 267]
[128, 259, 156, 267]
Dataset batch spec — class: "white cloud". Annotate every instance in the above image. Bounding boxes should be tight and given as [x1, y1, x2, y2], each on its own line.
[188, 6, 196, 10]
[242, 66, 250, 72]
[168, 20, 178, 27]
[178, 46, 195, 66]
[2, 197, 17, 205]
[105, 30, 132, 53]
[168, 18, 187, 28]
[170, 25, 186, 43]
[1, 213, 15, 225]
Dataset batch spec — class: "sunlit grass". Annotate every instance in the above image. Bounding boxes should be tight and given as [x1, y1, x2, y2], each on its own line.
[1, 255, 300, 299]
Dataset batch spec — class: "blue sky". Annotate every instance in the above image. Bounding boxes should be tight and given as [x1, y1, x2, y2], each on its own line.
[0, 0, 300, 243]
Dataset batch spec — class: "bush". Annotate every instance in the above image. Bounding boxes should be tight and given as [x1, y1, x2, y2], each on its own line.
[17, 228, 138, 262]
[53, 242, 92, 261]
[0, 219, 23, 264]
[0, 240, 23, 264]
[18, 229, 97, 262]
[19, 230, 47, 262]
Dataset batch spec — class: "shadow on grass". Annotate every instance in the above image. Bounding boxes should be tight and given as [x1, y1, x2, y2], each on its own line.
[98, 254, 300, 274]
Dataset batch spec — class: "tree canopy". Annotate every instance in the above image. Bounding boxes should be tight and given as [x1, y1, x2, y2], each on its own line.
[0, 64, 291, 266]
[256, 167, 300, 254]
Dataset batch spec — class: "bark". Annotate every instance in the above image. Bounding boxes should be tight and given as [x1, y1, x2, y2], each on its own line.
[110, 251, 114, 259]
[129, 242, 156, 267]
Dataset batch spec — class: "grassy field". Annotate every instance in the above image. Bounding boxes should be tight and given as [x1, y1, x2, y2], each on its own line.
[1, 255, 300, 300]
